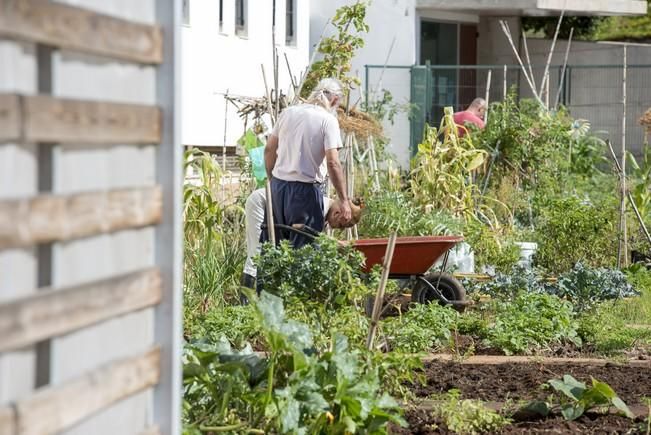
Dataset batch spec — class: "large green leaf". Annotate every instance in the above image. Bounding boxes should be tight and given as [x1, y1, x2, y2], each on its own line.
[611, 397, 635, 419]
[549, 375, 586, 401]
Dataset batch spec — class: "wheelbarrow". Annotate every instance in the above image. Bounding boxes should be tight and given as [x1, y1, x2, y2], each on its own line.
[265, 224, 468, 311]
[353, 235, 468, 312]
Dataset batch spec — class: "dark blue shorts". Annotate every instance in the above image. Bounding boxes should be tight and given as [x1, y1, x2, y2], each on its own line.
[261, 177, 324, 249]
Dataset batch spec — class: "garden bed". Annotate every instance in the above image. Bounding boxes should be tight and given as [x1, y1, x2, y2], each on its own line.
[392, 407, 647, 434]
[413, 359, 651, 405]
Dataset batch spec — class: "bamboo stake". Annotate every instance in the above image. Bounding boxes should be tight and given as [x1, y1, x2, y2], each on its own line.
[618, 45, 629, 268]
[499, 21, 544, 107]
[368, 134, 380, 191]
[370, 35, 397, 101]
[521, 31, 536, 91]
[284, 52, 297, 94]
[503, 65, 507, 100]
[484, 69, 492, 124]
[539, 11, 565, 103]
[274, 51, 280, 119]
[554, 28, 574, 109]
[366, 232, 397, 350]
[265, 181, 276, 244]
[344, 134, 354, 241]
[222, 89, 229, 173]
[545, 75, 550, 109]
[261, 65, 275, 124]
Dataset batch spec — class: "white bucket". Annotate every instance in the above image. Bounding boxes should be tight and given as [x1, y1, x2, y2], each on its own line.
[515, 242, 538, 270]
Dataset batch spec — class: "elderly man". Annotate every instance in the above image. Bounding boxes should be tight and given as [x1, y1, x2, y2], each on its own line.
[241, 188, 360, 289]
[453, 98, 486, 137]
[262, 77, 351, 248]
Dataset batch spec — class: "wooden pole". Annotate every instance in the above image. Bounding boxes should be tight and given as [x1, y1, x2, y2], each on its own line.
[499, 20, 544, 107]
[521, 31, 536, 91]
[539, 11, 565, 102]
[261, 64, 275, 124]
[265, 181, 276, 244]
[284, 52, 297, 95]
[554, 28, 574, 109]
[503, 65, 507, 100]
[344, 134, 353, 241]
[618, 45, 628, 268]
[366, 232, 397, 350]
[368, 134, 380, 191]
[484, 69, 492, 124]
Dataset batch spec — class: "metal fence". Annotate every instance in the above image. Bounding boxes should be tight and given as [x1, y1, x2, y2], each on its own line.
[365, 64, 651, 158]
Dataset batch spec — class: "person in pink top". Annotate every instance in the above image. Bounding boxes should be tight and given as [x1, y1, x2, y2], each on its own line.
[453, 98, 486, 137]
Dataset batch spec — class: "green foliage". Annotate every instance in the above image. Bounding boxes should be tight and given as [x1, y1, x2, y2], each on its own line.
[384, 303, 458, 353]
[617, 266, 651, 324]
[578, 302, 651, 354]
[301, 1, 370, 97]
[182, 292, 406, 434]
[555, 262, 638, 312]
[593, 1, 651, 41]
[626, 145, 651, 224]
[363, 89, 415, 125]
[522, 16, 606, 39]
[410, 107, 487, 220]
[533, 196, 616, 274]
[521, 375, 634, 421]
[257, 236, 369, 309]
[462, 220, 521, 273]
[475, 95, 573, 190]
[357, 191, 463, 238]
[186, 305, 262, 348]
[434, 390, 511, 435]
[485, 293, 580, 355]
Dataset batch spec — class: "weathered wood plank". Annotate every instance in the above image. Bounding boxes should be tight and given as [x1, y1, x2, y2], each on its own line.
[23, 95, 161, 144]
[0, 0, 162, 64]
[0, 268, 161, 352]
[0, 405, 15, 435]
[15, 347, 160, 435]
[0, 94, 20, 144]
[0, 185, 162, 250]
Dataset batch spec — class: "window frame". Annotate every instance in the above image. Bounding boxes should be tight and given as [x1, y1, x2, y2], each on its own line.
[235, 0, 248, 37]
[182, 0, 190, 26]
[285, 0, 297, 46]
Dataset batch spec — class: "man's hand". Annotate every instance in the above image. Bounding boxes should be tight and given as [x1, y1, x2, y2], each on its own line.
[340, 199, 352, 221]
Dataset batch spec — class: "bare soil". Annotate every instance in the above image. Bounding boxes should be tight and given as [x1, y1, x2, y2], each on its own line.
[414, 360, 651, 405]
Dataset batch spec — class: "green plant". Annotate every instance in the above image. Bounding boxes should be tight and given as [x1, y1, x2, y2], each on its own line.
[301, 1, 370, 97]
[384, 303, 458, 353]
[533, 196, 617, 274]
[485, 293, 581, 355]
[519, 375, 634, 421]
[434, 390, 511, 434]
[182, 291, 406, 434]
[186, 304, 262, 348]
[578, 302, 651, 354]
[626, 145, 651, 224]
[410, 107, 487, 220]
[463, 220, 520, 273]
[357, 191, 463, 238]
[554, 262, 638, 312]
[257, 235, 369, 309]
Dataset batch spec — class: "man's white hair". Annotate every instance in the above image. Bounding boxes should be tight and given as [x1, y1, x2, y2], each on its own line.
[307, 78, 344, 112]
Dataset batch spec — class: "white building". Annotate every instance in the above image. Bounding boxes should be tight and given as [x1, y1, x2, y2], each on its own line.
[181, 0, 310, 150]
[310, 0, 647, 168]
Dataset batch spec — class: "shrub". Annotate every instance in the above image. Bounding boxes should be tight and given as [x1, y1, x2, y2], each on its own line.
[533, 196, 616, 274]
[463, 220, 521, 273]
[435, 390, 511, 434]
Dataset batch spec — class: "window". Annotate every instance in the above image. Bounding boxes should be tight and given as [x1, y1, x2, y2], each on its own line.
[182, 0, 190, 26]
[235, 0, 247, 36]
[218, 0, 224, 31]
[285, 0, 296, 45]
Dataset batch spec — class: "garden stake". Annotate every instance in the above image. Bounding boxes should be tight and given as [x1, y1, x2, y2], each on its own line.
[554, 28, 574, 109]
[284, 52, 297, 94]
[503, 65, 507, 100]
[618, 45, 629, 267]
[366, 232, 397, 350]
[368, 134, 380, 191]
[261, 65, 275, 124]
[265, 180, 276, 244]
[522, 31, 535, 90]
[484, 69, 492, 124]
[607, 140, 651, 249]
[539, 11, 565, 104]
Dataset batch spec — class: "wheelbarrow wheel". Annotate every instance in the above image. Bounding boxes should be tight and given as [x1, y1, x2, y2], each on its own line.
[412, 272, 467, 312]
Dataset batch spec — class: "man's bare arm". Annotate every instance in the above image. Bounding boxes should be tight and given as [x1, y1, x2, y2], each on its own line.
[325, 148, 351, 220]
[264, 135, 279, 180]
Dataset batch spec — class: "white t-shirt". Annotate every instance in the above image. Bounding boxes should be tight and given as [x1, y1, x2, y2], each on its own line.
[244, 188, 331, 277]
[270, 104, 343, 183]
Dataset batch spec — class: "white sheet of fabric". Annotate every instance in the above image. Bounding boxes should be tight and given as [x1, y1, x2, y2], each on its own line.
[244, 188, 331, 277]
[270, 104, 343, 183]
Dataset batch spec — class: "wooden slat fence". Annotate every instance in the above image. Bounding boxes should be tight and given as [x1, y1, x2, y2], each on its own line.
[0, 0, 180, 433]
